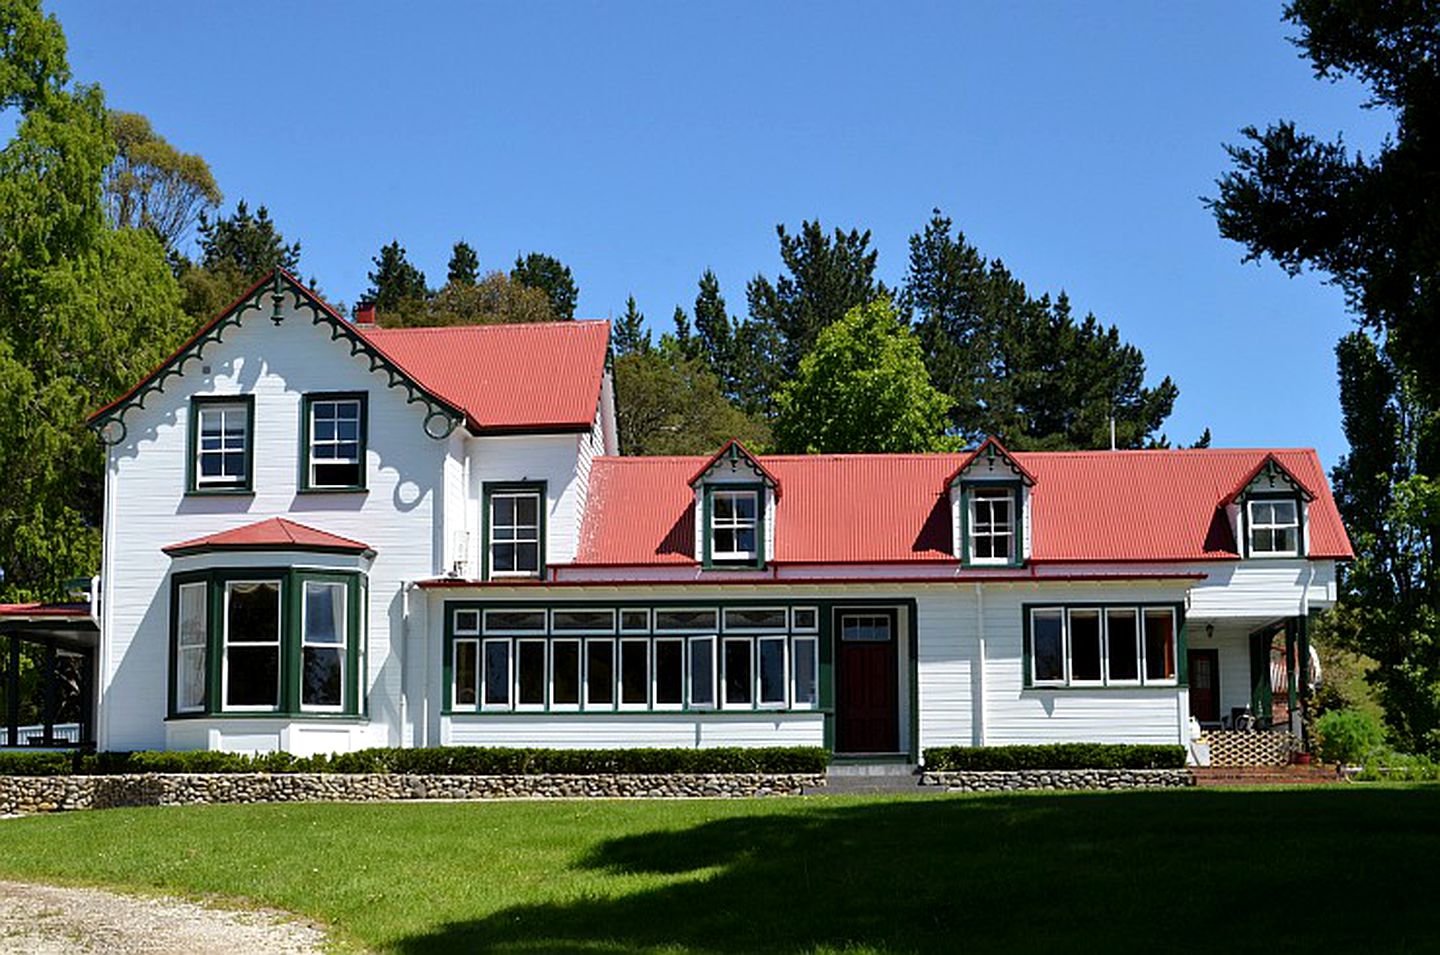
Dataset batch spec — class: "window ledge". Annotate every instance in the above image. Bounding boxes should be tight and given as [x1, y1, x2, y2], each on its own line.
[1021, 684, 1184, 693]
[297, 487, 368, 496]
[185, 488, 255, 497]
[165, 712, 369, 722]
[443, 708, 829, 718]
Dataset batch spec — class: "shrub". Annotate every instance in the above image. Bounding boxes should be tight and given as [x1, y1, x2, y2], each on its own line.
[1355, 750, 1440, 782]
[1314, 708, 1386, 765]
[9, 746, 829, 777]
[923, 743, 1187, 772]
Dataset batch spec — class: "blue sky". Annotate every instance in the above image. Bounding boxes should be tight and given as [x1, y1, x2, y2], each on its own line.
[52, 1, 1391, 469]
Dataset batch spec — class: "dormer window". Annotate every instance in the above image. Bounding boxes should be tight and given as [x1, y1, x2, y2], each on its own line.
[710, 489, 759, 563]
[484, 482, 546, 579]
[1248, 498, 1299, 556]
[968, 487, 1015, 564]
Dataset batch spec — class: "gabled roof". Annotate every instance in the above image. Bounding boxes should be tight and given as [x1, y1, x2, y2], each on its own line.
[163, 517, 374, 558]
[1225, 453, 1316, 502]
[687, 439, 781, 492]
[357, 321, 610, 433]
[945, 436, 1037, 487]
[575, 448, 1353, 566]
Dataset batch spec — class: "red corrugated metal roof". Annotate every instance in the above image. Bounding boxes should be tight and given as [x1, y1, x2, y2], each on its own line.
[358, 321, 609, 433]
[0, 602, 92, 620]
[575, 448, 1352, 566]
[163, 517, 373, 557]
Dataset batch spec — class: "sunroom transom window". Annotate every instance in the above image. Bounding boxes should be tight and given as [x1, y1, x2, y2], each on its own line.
[1027, 605, 1178, 688]
[710, 489, 759, 564]
[1248, 498, 1300, 557]
[487, 486, 543, 578]
[967, 486, 1015, 564]
[305, 395, 366, 490]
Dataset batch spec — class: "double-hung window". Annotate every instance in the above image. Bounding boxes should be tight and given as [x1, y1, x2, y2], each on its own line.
[486, 484, 544, 578]
[175, 582, 208, 713]
[1248, 498, 1300, 557]
[968, 487, 1015, 564]
[709, 489, 760, 565]
[191, 398, 252, 492]
[223, 580, 282, 711]
[1026, 604, 1178, 688]
[301, 581, 347, 710]
[304, 394, 366, 490]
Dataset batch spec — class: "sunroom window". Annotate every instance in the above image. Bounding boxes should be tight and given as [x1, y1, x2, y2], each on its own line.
[1026, 605, 1178, 688]
[967, 487, 1015, 564]
[1248, 498, 1300, 556]
[710, 489, 759, 564]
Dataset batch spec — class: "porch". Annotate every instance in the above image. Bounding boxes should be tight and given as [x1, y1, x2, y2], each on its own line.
[1187, 615, 1312, 766]
[0, 602, 98, 750]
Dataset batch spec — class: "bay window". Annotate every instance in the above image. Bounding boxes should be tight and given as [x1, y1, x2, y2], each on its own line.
[1026, 604, 1180, 688]
[172, 569, 363, 718]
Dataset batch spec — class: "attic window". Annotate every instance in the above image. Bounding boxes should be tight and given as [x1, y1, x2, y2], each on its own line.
[709, 489, 760, 565]
[1248, 498, 1300, 557]
[967, 487, 1015, 565]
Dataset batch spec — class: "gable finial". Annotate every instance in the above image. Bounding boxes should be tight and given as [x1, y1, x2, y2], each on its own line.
[270, 271, 286, 325]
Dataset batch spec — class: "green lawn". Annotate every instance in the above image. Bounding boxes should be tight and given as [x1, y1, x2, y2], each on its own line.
[0, 787, 1435, 953]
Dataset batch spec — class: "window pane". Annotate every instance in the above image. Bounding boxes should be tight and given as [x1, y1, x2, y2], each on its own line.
[515, 494, 538, 526]
[1272, 500, 1297, 524]
[793, 637, 818, 706]
[841, 616, 890, 642]
[178, 583, 207, 648]
[1144, 610, 1176, 681]
[1275, 527, 1296, 552]
[689, 637, 715, 706]
[552, 641, 580, 706]
[655, 609, 719, 632]
[723, 639, 752, 705]
[454, 610, 481, 634]
[1069, 610, 1102, 682]
[759, 638, 786, 704]
[586, 640, 615, 706]
[1106, 610, 1139, 681]
[620, 610, 650, 632]
[517, 641, 545, 706]
[552, 610, 617, 632]
[792, 608, 818, 631]
[226, 647, 278, 707]
[304, 582, 345, 645]
[303, 647, 343, 707]
[483, 610, 545, 633]
[228, 582, 279, 643]
[655, 640, 683, 705]
[621, 641, 649, 705]
[1032, 610, 1064, 682]
[483, 641, 510, 706]
[724, 608, 787, 631]
[454, 640, 478, 707]
[178, 647, 206, 711]
[313, 462, 361, 487]
[514, 543, 539, 573]
[713, 495, 734, 520]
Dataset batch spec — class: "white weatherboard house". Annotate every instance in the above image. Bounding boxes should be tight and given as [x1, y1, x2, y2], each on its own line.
[70, 270, 1350, 760]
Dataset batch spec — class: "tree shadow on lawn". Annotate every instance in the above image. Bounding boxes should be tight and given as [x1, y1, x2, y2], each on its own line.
[395, 788, 1440, 955]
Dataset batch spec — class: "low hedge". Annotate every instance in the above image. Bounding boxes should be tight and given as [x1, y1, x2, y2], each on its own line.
[923, 743, 1187, 771]
[0, 746, 829, 777]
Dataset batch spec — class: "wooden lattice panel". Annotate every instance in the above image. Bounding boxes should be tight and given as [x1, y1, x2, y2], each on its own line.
[1199, 730, 1300, 767]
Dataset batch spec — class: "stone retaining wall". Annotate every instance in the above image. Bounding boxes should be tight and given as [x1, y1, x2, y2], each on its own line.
[0, 772, 824, 814]
[919, 769, 1194, 792]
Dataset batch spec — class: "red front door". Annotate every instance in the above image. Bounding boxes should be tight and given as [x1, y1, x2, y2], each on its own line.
[1188, 649, 1220, 724]
[836, 611, 899, 754]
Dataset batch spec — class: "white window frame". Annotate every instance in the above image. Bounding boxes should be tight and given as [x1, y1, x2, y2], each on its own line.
[1103, 608, 1142, 686]
[548, 638, 582, 711]
[791, 607, 820, 633]
[1028, 607, 1067, 687]
[710, 489, 760, 562]
[654, 608, 720, 633]
[452, 638, 480, 711]
[307, 397, 363, 488]
[221, 579, 282, 713]
[652, 638, 686, 710]
[583, 638, 617, 710]
[1142, 608, 1179, 686]
[454, 609, 481, 635]
[757, 636, 788, 709]
[721, 637, 755, 709]
[175, 582, 208, 714]
[513, 638, 548, 712]
[619, 608, 651, 633]
[488, 490, 542, 578]
[722, 607, 790, 633]
[550, 608, 618, 634]
[481, 638, 513, 711]
[194, 401, 249, 489]
[1065, 608, 1104, 687]
[1248, 497, 1301, 557]
[967, 487, 1016, 566]
[300, 580, 347, 713]
[687, 635, 717, 709]
[791, 636, 819, 710]
[618, 638, 651, 710]
[481, 608, 546, 635]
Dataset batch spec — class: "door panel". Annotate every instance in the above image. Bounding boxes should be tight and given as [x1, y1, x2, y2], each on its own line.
[836, 611, 899, 753]
[1188, 649, 1220, 724]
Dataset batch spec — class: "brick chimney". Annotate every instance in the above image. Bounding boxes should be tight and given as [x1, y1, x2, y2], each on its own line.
[354, 301, 376, 326]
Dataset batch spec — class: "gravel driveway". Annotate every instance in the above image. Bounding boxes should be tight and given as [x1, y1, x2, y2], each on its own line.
[0, 881, 329, 954]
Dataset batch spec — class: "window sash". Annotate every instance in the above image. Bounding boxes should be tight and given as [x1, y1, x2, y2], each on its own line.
[722, 638, 754, 707]
[710, 490, 759, 561]
[222, 580, 282, 712]
[1249, 499, 1300, 555]
[195, 403, 249, 487]
[688, 636, 716, 709]
[308, 398, 364, 488]
[453, 638, 479, 711]
[1030, 608, 1066, 685]
[515, 639, 547, 710]
[1105, 609, 1141, 684]
[758, 637, 787, 707]
[550, 639, 581, 710]
[301, 581, 347, 711]
[490, 491, 542, 576]
[175, 582, 208, 713]
[619, 639, 650, 709]
[482, 639, 512, 710]
[653, 638, 685, 709]
[1143, 609, 1177, 683]
[792, 636, 819, 709]
[584, 638, 616, 709]
[1028, 605, 1179, 688]
[968, 489, 1015, 564]
[1067, 609, 1103, 685]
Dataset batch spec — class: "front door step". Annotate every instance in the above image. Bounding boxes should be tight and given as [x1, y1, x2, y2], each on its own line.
[827, 760, 917, 779]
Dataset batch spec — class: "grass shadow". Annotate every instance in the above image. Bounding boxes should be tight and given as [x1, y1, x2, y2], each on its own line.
[393, 787, 1440, 954]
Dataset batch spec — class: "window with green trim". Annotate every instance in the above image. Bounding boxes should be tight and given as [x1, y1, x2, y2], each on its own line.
[483, 483, 546, 579]
[303, 393, 367, 491]
[1246, 497, 1301, 557]
[189, 396, 253, 493]
[170, 569, 364, 717]
[1025, 604, 1179, 688]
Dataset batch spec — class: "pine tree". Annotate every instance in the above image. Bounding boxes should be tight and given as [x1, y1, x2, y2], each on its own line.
[511, 252, 578, 320]
[447, 240, 479, 286]
[692, 269, 736, 389]
[367, 240, 428, 312]
[613, 295, 651, 356]
[196, 200, 300, 276]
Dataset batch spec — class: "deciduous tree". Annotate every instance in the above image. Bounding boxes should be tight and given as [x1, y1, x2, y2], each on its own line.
[613, 350, 769, 456]
[103, 110, 221, 252]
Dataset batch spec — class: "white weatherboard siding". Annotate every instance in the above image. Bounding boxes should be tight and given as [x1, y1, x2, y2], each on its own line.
[1188, 623, 1259, 720]
[1186, 560, 1336, 617]
[443, 713, 824, 748]
[98, 295, 447, 751]
[470, 433, 588, 568]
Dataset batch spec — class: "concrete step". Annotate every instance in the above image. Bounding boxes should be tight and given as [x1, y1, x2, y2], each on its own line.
[1193, 765, 1342, 787]
[827, 761, 918, 779]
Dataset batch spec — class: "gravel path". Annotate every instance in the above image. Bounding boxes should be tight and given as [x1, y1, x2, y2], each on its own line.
[0, 880, 330, 954]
